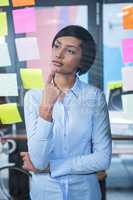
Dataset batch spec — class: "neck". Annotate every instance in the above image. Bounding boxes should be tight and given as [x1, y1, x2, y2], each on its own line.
[53, 73, 76, 92]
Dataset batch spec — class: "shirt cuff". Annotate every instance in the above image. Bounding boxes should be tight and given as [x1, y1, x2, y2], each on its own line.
[50, 158, 71, 178]
[37, 117, 53, 139]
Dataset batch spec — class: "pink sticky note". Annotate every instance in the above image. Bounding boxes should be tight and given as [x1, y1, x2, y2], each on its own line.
[122, 39, 133, 64]
[12, 7, 36, 34]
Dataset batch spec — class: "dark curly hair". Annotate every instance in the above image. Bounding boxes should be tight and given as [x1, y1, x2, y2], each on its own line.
[52, 25, 96, 76]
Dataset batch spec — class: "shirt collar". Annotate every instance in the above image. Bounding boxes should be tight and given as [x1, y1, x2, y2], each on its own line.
[69, 75, 81, 98]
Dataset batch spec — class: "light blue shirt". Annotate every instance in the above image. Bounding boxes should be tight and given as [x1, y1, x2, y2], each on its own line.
[24, 76, 112, 200]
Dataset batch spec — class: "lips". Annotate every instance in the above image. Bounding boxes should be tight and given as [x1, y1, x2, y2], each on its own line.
[52, 60, 63, 67]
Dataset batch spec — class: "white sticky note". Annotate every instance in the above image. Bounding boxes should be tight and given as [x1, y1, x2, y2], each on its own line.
[0, 73, 18, 96]
[0, 43, 11, 67]
[15, 37, 40, 61]
[122, 94, 133, 119]
[122, 67, 133, 91]
[0, 37, 5, 44]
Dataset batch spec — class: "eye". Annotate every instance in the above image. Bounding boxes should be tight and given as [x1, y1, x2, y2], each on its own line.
[67, 49, 76, 55]
[53, 43, 60, 49]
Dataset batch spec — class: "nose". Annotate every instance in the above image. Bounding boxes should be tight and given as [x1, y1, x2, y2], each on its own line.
[55, 48, 64, 59]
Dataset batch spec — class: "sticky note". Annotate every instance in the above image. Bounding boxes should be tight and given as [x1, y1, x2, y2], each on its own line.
[122, 94, 133, 119]
[20, 68, 44, 89]
[0, 36, 5, 44]
[15, 37, 40, 61]
[122, 39, 133, 64]
[12, 0, 35, 7]
[0, 0, 9, 6]
[123, 6, 133, 29]
[0, 12, 8, 36]
[0, 43, 11, 67]
[12, 8, 36, 34]
[0, 103, 22, 124]
[108, 81, 123, 90]
[122, 67, 133, 91]
[0, 73, 18, 96]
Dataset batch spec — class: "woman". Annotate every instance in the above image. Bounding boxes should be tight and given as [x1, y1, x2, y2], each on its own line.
[22, 25, 112, 200]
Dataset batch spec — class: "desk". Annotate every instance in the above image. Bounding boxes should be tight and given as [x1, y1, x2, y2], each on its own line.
[1, 134, 27, 141]
[1, 134, 108, 200]
[112, 147, 133, 155]
[1, 134, 133, 156]
[1, 134, 133, 200]
[2, 134, 133, 140]
[112, 135, 133, 155]
[112, 135, 133, 141]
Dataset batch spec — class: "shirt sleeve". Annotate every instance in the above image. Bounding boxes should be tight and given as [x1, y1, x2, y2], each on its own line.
[50, 90, 112, 177]
[24, 90, 54, 170]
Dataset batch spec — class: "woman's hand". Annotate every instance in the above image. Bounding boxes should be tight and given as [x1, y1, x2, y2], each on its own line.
[39, 72, 62, 122]
[20, 152, 50, 173]
[20, 152, 37, 172]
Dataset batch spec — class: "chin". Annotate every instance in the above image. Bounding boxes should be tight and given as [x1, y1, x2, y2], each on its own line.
[54, 68, 62, 73]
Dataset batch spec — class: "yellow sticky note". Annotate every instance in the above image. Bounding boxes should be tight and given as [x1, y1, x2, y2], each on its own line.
[0, 0, 9, 6]
[0, 103, 22, 124]
[108, 81, 122, 90]
[0, 12, 8, 36]
[20, 68, 44, 89]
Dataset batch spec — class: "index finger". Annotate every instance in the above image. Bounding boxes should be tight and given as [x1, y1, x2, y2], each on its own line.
[46, 71, 55, 84]
[20, 152, 28, 157]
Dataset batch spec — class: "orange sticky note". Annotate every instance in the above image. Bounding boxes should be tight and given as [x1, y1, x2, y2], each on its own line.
[123, 6, 133, 29]
[12, 0, 35, 7]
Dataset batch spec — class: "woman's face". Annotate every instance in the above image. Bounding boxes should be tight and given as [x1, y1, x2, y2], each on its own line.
[51, 36, 82, 75]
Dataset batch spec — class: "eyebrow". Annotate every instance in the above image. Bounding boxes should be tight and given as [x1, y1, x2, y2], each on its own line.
[56, 39, 80, 49]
